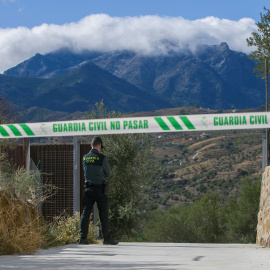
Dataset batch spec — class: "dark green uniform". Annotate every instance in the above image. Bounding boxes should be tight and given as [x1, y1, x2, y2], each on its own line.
[83, 149, 110, 185]
[80, 149, 111, 242]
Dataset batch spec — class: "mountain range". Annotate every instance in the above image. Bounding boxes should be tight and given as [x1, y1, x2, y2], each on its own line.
[0, 42, 265, 122]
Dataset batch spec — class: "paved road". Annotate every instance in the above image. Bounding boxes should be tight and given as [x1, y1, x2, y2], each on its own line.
[1, 242, 270, 270]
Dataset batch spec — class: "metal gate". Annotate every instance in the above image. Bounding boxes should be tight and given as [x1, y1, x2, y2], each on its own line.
[31, 145, 74, 221]
[4, 141, 91, 221]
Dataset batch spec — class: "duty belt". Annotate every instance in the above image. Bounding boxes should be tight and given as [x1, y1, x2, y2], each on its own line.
[85, 182, 105, 188]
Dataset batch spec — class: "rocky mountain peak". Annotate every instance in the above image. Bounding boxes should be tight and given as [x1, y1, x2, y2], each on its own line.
[1, 43, 264, 114]
[219, 42, 230, 51]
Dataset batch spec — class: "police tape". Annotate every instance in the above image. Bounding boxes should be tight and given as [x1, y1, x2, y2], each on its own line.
[0, 112, 270, 138]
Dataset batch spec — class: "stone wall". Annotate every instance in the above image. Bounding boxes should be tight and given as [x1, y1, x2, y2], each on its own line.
[257, 166, 270, 247]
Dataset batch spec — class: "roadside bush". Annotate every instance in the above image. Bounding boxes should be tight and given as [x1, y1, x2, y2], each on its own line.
[0, 153, 45, 205]
[0, 153, 95, 254]
[142, 207, 192, 242]
[142, 177, 261, 244]
[143, 192, 226, 243]
[0, 191, 98, 254]
[224, 177, 261, 243]
[0, 152, 47, 255]
[0, 190, 44, 255]
[184, 192, 227, 243]
[44, 212, 98, 247]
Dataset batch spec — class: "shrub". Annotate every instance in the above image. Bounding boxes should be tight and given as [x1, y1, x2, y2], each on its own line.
[142, 177, 261, 244]
[224, 177, 261, 243]
[0, 153, 49, 206]
[44, 212, 98, 247]
[0, 190, 44, 255]
[0, 153, 47, 255]
[184, 192, 227, 243]
[142, 207, 193, 243]
[145, 192, 226, 243]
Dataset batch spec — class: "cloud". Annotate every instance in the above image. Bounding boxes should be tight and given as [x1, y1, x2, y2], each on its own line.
[0, 14, 257, 73]
[1, 0, 16, 4]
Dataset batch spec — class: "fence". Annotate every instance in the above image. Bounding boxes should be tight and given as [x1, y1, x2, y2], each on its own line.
[3, 142, 90, 221]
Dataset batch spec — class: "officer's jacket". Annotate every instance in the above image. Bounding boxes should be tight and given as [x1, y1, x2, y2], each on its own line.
[83, 149, 110, 185]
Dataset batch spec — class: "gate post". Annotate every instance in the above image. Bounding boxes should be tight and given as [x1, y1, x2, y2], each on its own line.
[73, 137, 81, 216]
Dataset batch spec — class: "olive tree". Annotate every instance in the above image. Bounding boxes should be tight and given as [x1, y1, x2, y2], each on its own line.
[86, 101, 158, 239]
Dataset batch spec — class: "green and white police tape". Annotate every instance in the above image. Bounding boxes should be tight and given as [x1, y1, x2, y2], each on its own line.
[0, 112, 270, 138]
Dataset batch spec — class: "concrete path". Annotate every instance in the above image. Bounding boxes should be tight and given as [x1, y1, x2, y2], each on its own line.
[0, 242, 270, 270]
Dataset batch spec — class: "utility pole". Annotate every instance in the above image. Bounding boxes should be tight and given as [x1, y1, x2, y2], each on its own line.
[266, 59, 269, 166]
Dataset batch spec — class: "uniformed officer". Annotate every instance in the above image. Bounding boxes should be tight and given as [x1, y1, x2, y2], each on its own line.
[79, 136, 118, 245]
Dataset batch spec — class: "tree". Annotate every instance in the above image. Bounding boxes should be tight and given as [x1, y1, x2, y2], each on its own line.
[246, 7, 270, 77]
[142, 192, 227, 243]
[224, 177, 261, 243]
[86, 101, 158, 240]
[185, 191, 227, 243]
[142, 177, 261, 244]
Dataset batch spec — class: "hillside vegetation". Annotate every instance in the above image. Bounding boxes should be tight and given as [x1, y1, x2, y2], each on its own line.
[137, 106, 264, 209]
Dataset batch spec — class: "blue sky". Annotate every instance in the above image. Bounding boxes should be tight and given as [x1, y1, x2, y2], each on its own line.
[0, 0, 269, 73]
[0, 0, 268, 28]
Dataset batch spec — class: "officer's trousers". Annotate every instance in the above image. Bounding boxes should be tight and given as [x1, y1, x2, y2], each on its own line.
[79, 186, 110, 241]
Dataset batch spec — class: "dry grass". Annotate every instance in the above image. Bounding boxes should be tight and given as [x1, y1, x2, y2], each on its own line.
[0, 190, 44, 255]
[0, 190, 99, 254]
